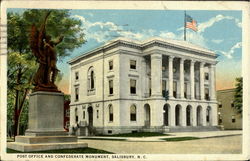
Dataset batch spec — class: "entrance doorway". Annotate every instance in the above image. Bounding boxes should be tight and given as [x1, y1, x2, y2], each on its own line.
[186, 105, 192, 126]
[175, 105, 181, 126]
[87, 106, 93, 135]
[206, 106, 212, 126]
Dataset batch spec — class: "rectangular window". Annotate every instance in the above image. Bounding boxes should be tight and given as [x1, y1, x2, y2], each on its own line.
[66, 109, 70, 117]
[173, 81, 177, 98]
[231, 102, 234, 107]
[205, 88, 209, 100]
[75, 72, 79, 80]
[65, 121, 70, 128]
[130, 106, 136, 121]
[75, 116, 78, 122]
[218, 102, 222, 108]
[162, 65, 166, 71]
[184, 83, 188, 99]
[232, 115, 236, 123]
[162, 80, 166, 97]
[130, 60, 136, 69]
[109, 60, 113, 70]
[130, 79, 136, 94]
[83, 111, 85, 119]
[97, 110, 99, 119]
[218, 113, 222, 124]
[109, 80, 113, 95]
[205, 73, 209, 80]
[75, 88, 79, 101]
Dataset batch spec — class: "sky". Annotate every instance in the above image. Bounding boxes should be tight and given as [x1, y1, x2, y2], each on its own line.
[8, 9, 242, 94]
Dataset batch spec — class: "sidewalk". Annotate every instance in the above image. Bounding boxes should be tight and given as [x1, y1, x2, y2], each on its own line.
[78, 130, 242, 142]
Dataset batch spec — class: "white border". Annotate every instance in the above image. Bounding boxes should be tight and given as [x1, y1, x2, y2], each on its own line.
[1, 1, 249, 161]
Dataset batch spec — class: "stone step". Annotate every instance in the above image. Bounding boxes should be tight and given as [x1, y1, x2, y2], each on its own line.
[8, 142, 88, 152]
[15, 136, 77, 144]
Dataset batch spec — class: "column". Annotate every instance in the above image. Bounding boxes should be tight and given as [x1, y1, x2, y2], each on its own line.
[168, 56, 174, 99]
[210, 64, 216, 101]
[202, 106, 207, 126]
[141, 58, 147, 97]
[192, 106, 197, 126]
[180, 58, 185, 99]
[190, 60, 195, 100]
[200, 62, 205, 100]
[151, 53, 162, 97]
[170, 106, 175, 126]
[181, 106, 186, 126]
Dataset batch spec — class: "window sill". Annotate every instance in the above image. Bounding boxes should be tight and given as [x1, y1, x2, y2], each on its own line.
[108, 94, 114, 97]
[130, 121, 137, 123]
[108, 121, 114, 123]
[130, 94, 137, 96]
[129, 69, 137, 72]
[87, 89, 96, 96]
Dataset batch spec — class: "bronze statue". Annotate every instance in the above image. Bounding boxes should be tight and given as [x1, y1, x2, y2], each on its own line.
[30, 11, 63, 92]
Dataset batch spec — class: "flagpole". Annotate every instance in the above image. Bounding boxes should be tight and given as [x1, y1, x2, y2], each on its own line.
[184, 11, 186, 41]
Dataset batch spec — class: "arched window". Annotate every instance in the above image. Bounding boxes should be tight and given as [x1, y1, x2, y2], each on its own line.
[91, 71, 94, 89]
[109, 104, 113, 122]
[130, 105, 136, 121]
[87, 67, 95, 94]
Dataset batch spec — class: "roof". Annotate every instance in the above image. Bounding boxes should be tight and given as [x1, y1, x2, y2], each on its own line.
[69, 37, 216, 65]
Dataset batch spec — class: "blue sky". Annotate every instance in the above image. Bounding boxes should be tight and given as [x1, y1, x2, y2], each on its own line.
[8, 9, 242, 93]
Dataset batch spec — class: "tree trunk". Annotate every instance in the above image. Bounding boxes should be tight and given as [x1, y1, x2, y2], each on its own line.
[16, 74, 33, 136]
[13, 68, 22, 137]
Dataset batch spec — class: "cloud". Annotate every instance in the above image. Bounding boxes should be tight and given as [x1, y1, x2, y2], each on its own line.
[72, 14, 240, 51]
[159, 31, 176, 39]
[198, 14, 241, 33]
[73, 14, 159, 43]
[216, 42, 242, 59]
[211, 39, 224, 44]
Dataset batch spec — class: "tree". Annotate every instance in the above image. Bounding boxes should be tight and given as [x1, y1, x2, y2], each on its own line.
[7, 9, 85, 136]
[234, 77, 242, 116]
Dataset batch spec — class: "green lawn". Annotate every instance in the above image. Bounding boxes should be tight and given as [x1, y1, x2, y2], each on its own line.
[7, 148, 113, 154]
[161, 137, 200, 142]
[98, 132, 170, 137]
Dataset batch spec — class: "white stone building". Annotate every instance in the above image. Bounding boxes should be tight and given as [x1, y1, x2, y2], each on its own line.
[68, 37, 218, 135]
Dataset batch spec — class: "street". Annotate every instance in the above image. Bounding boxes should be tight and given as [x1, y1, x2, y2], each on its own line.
[79, 135, 242, 154]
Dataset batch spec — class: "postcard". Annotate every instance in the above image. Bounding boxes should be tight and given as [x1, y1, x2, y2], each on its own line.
[0, 1, 249, 161]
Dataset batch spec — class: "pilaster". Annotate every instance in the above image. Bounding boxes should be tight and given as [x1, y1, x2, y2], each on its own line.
[180, 58, 185, 99]
[190, 60, 195, 100]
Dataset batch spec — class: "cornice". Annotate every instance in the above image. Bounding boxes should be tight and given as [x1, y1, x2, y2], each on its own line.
[69, 38, 216, 65]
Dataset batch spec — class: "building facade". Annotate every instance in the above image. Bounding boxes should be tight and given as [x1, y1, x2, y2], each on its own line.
[69, 37, 218, 135]
[217, 89, 242, 130]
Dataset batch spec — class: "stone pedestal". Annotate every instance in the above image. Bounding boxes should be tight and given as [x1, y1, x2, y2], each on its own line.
[7, 91, 87, 152]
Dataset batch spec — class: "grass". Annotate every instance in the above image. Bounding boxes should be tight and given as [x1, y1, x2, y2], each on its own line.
[161, 137, 200, 142]
[7, 147, 113, 154]
[98, 132, 170, 137]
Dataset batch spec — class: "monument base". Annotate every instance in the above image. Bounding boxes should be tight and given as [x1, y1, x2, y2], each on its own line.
[7, 91, 88, 152]
[7, 136, 87, 152]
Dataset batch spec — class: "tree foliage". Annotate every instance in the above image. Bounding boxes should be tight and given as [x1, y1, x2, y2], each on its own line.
[7, 9, 85, 136]
[234, 77, 242, 116]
